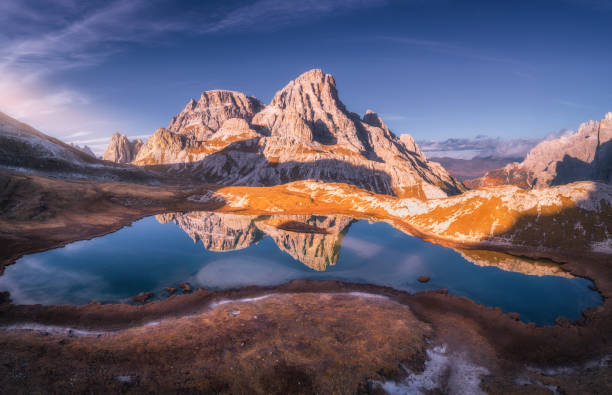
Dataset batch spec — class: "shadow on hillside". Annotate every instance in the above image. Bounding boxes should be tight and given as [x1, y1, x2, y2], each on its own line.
[552, 139, 612, 186]
[139, 136, 464, 196]
[479, 181, 612, 263]
[139, 137, 402, 195]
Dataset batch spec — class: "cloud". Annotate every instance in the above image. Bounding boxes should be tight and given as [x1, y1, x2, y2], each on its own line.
[418, 126, 580, 160]
[557, 99, 595, 110]
[0, 0, 388, 142]
[203, 0, 387, 33]
[417, 135, 544, 160]
[379, 36, 529, 67]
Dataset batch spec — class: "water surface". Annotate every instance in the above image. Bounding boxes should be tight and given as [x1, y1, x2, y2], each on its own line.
[0, 212, 601, 325]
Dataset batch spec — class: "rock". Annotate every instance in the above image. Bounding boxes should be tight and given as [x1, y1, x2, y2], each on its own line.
[555, 316, 572, 328]
[132, 292, 153, 303]
[102, 132, 143, 163]
[164, 287, 177, 295]
[417, 275, 430, 283]
[179, 282, 192, 293]
[435, 289, 449, 295]
[507, 312, 521, 321]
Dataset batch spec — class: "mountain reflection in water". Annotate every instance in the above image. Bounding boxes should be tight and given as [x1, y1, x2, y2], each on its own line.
[0, 211, 601, 324]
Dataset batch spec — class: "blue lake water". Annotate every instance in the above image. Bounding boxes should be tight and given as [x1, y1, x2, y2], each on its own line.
[0, 212, 602, 325]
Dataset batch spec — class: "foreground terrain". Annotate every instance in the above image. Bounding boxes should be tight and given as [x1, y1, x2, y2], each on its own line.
[1, 169, 611, 393]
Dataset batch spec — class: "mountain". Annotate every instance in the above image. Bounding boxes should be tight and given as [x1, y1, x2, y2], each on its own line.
[0, 111, 156, 182]
[168, 90, 264, 140]
[467, 113, 612, 189]
[102, 133, 143, 163]
[0, 111, 100, 171]
[132, 69, 463, 198]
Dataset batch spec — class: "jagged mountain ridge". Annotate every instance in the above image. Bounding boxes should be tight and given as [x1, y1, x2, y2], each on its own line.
[467, 112, 612, 189]
[129, 69, 463, 198]
[102, 132, 143, 164]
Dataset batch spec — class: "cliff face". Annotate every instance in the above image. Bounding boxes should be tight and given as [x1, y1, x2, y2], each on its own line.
[102, 133, 143, 164]
[468, 113, 612, 189]
[133, 69, 463, 198]
[168, 90, 265, 140]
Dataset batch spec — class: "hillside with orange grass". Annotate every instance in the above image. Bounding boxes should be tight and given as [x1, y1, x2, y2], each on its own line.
[205, 180, 611, 262]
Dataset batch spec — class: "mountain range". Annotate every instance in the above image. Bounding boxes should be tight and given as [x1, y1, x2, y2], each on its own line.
[104, 69, 463, 198]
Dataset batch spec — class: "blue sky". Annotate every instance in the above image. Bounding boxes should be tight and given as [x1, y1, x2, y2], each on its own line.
[1, 0, 611, 154]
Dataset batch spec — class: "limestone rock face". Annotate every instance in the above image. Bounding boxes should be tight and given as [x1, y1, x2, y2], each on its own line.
[168, 90, 264, 140]
[102, 133, 143, 164]
[469, 113, 612, 189]
[134, 69, 463, 198]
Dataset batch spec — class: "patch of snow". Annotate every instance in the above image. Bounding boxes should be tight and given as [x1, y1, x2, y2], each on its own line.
[0, 323, 106, 336]
[374, 344, 488, 395]
[591, 240, 612, 254]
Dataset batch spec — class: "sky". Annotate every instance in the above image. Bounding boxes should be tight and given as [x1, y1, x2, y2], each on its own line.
[1, 0, 611, 155]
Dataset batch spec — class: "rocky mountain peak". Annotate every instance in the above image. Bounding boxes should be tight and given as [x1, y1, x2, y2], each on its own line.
[468, 111, 612, 189]
[134, 69, 463, 197]
[168, 90, 264, 140]
[102, 132, 143, 164]
[255, 69, 365, 150]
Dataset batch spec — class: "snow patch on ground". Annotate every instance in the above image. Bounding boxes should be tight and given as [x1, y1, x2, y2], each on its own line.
[0, 323, 106, 336]
[591, 240, 612, 254]
[374, 344, 489, 395]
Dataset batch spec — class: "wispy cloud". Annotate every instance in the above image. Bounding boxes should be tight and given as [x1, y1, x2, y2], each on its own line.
[419, 127, 579, 160]
[418, 135, 543, 160]
[0, 0, 388, 140]
[202, 0, 387, 33]
[557, 99, 595, 110]
[379, 36, 529, 67]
